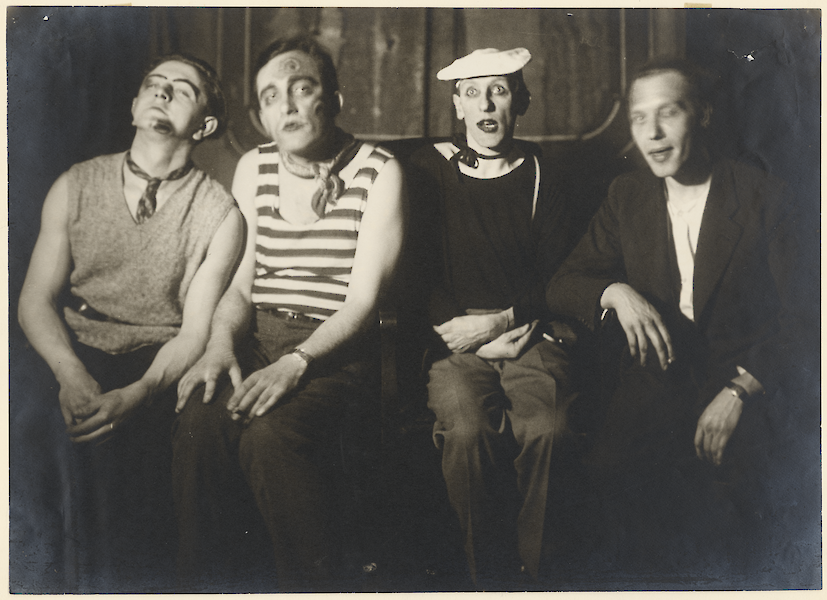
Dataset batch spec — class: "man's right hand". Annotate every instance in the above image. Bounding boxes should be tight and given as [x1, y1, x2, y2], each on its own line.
[601, 282, 674, 370]
[56, 366, 103, 426]
[176, 347, 242, 412]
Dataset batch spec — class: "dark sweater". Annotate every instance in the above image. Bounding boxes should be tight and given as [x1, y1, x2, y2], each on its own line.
[409, 143, 576, 330]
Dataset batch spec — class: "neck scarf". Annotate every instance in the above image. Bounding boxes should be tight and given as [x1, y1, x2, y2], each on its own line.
[450, 133, 510, 169]
[125, 151, 193, 223]
[279, 129, 363, 218]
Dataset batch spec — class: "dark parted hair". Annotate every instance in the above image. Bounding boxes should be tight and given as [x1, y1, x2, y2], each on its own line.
[628, 56, 716, 119]
[143, 53, 227, 139]
[505, 70, 531, 116]
[252, 36, 341, 117]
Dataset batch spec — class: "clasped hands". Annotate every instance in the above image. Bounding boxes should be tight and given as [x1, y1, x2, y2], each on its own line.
[177, 347, 306, 425]
[58, 367, 151, 443]
[434, 309, 537, 360]
[601, 282, 745, 466]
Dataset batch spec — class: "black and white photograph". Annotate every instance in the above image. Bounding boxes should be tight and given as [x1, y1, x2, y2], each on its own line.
[7, 5, 821, 594]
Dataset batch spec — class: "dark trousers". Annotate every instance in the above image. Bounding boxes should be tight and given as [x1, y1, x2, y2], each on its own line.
[68, 342, 178, 593]
[172, 310, 376, 592]
[426, 339, 575, 589]
[583, 349, 773, 586]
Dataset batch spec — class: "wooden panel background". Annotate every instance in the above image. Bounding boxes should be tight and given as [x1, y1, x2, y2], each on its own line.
[143, 7, 678, 188]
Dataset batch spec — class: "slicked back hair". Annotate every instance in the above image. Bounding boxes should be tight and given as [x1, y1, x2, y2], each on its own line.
[142, 53, 228, 140]
[628, 56, 715, 120]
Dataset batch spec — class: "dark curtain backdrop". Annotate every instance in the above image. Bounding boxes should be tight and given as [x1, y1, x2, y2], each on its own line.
[8, 6, 820, 593]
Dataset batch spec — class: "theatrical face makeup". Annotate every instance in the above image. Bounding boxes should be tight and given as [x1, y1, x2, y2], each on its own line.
[131, 60, 212, 141]
[256, 50, 337, 157]
[453, 75, 518, 155]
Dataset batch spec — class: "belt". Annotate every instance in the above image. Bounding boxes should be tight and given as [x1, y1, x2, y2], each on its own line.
[66, 295, 124, 324]
[259, 306, 324, 325]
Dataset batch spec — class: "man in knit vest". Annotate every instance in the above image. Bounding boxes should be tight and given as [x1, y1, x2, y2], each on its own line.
[172, 36, 405, 592]
[408, 48, 579, 589]
[17, 54, 243, 591]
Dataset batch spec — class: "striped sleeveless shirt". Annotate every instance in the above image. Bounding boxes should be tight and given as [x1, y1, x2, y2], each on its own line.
[252, 140, 394, 320]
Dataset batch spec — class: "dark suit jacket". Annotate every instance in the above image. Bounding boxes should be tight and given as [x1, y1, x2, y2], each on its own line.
[547, 158, 810, 398]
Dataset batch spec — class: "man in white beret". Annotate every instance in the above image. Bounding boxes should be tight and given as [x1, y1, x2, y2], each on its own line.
[409, 47, 579, 589]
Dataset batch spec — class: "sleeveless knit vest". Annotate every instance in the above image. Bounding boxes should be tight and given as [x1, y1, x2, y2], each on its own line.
[65, 152, 235, 353]
[252, 141, 393, 320]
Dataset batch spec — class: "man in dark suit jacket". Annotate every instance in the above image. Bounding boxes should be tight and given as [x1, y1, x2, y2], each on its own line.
[546, 58, 812, 580]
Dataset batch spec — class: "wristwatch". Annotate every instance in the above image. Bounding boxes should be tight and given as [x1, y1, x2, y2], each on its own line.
[724, 381, 749, 402]
[289, 347, 315, 368]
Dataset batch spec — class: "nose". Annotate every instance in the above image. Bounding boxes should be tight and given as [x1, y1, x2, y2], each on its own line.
[154, 83, 172, 102]
[281, 93, 298, 115]
[479, 90, 495, 112]
[648, 117, 664, 140]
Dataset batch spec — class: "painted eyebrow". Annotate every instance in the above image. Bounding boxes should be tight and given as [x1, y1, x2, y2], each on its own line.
[144, 74, 201, 98]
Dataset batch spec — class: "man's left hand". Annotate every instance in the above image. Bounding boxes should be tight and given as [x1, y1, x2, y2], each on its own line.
[694, 388, 744, 466]
[226, 354, 306, 424]
[476, 321, 537, 360]
[434, 311, 509, 353]
[66, 380, 152, 443]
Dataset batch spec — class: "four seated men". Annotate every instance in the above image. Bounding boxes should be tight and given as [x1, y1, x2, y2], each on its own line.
[18, 37, 811, 592]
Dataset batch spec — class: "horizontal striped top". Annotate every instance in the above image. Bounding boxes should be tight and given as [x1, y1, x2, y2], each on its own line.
[252, 140, 393, 320]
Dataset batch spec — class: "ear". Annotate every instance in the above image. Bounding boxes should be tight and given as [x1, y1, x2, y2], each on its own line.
[452, 94, 465, 121]
[335, 91, 344, 112]
[192, 116, 218, 141]
[131, 97, 138, 125]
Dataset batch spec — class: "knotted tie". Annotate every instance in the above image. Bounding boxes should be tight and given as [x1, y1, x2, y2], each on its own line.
[450, 133, 509, 169]
[125, 151, 193, 223]
[279, 129, 363, 218]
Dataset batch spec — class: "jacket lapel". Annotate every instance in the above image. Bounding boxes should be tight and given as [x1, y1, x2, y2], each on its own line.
[693, 161, 743, 322]
[628, 174, 677, 306]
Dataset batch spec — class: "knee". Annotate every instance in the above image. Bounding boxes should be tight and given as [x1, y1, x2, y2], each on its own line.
[172, 393, 234, 459]
[514, 408, 567, 451]
[435, 406, 501, 453]
[237, 414, 305, 478]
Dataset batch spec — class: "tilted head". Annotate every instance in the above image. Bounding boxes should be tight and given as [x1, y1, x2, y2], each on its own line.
[627, 57, 713, 180]
[438, 48, 532, 154]
[132, 54, 227, 143]
[253, 36, 342, 157]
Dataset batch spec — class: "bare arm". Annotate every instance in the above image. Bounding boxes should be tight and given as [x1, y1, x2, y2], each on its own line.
[68, 206, 243, 441]
[228, 156, 406, 421]
[176, 148, 267, 409]
[18, 173, 102, 425]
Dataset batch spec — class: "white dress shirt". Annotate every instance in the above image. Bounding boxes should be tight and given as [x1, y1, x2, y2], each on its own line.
[665, 177, 711, 322]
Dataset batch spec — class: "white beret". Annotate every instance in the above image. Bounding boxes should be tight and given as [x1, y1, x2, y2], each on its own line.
[436, 47, 532, 81]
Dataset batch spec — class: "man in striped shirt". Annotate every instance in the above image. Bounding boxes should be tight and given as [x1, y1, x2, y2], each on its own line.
[172, 36, 405, 591]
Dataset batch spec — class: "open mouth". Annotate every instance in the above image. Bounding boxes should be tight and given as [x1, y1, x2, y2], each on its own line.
[282, 122, 305, 132]
[649, 147, 673, 163]
[476, 120, 499, 133]
[151, 119, 173, 134]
